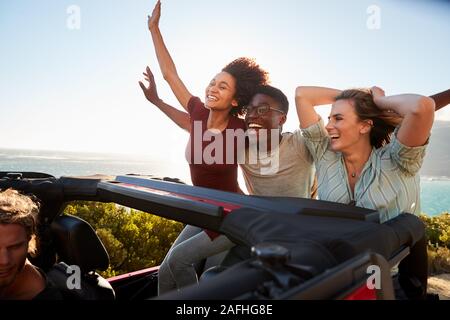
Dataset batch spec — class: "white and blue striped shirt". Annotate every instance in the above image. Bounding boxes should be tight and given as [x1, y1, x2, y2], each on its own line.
[301, 119, 428, 222]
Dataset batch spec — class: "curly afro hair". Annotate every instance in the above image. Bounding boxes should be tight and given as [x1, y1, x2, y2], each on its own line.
[222, 57, 269, 116]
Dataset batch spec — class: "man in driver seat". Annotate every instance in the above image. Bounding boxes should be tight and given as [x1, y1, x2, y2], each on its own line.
[0, 189, 62, 300]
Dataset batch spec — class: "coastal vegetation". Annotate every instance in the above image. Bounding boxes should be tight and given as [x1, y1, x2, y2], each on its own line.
[420, 213, 450, 275]
[65, 201, 183, 277]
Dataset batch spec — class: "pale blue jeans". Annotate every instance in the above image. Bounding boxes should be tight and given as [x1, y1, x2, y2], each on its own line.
[157, 225, 235, 294]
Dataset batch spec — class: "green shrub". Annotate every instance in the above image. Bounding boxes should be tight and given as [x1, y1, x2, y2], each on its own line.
[427, 247, 450, 275]
[420, 213, 450, 275]
[64, 201, 184, 277]
[421, 213, 450, 248]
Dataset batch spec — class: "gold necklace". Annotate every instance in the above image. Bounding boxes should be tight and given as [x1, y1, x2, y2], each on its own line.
[344, 158, 358, 178]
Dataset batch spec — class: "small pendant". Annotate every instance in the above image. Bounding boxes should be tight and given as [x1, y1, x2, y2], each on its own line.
[351, 173, 356, 178]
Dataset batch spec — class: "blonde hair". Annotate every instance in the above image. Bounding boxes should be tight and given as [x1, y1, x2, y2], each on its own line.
[0, 189, 40, 255]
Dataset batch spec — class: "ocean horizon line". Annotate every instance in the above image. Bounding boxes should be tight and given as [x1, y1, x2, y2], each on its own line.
[0, 146, 156, 159]
[1, 147, 449, 181]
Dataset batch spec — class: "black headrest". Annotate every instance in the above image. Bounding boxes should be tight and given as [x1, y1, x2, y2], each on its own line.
[51, 215, 109, 273]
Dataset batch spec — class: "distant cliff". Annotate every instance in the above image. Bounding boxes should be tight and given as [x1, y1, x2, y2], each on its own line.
[421, 121, 450, 178]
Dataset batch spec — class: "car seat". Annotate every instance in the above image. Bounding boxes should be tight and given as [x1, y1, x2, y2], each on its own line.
[46, 215, 115, 300]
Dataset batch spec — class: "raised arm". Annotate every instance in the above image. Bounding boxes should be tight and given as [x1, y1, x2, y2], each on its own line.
[139, 66, 190, 132]
[430, 88, 450, 112]
[295, 86, 341, 128]
[371, 87, 435, 147]
[148, 1, 192, 110]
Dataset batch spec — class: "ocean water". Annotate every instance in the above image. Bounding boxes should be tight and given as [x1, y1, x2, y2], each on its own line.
[0, 148, 192, 184]
[1, 148, 449, 217]
[420, 179, 450, 216]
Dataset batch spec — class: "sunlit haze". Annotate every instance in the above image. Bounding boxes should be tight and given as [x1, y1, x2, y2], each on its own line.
[1, 0, 449, 157]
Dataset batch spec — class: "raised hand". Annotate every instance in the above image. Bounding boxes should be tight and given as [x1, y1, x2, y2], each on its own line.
[139, 66, 162, 105]
[148, 0, 161, 31]
[370, 86, 386, 99]
[139, 66, 191, 132]
[371, 86, 401, 122]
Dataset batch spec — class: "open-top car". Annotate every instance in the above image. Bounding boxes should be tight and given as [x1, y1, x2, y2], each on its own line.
[0, 171, 428, 300]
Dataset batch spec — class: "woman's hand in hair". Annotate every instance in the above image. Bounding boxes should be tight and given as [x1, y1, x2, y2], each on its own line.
[148, 0, 161, 31]
[370, 86, 385, 100]
[139, 66, 162, 105]
[372, 86, 400, 118]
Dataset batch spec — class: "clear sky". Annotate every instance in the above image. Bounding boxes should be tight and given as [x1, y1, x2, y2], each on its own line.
[1, 0, 449, 157]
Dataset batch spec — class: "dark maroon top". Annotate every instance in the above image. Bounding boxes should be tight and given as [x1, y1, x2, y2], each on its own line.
[186, 96, 245, 193]
[185, 96, 245, 239]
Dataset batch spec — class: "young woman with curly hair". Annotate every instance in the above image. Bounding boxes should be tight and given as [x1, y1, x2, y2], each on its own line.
[139, 1, 269, 294]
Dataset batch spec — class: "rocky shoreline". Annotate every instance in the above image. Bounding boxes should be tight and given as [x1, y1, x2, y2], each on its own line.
[428, 274, 450, 300]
